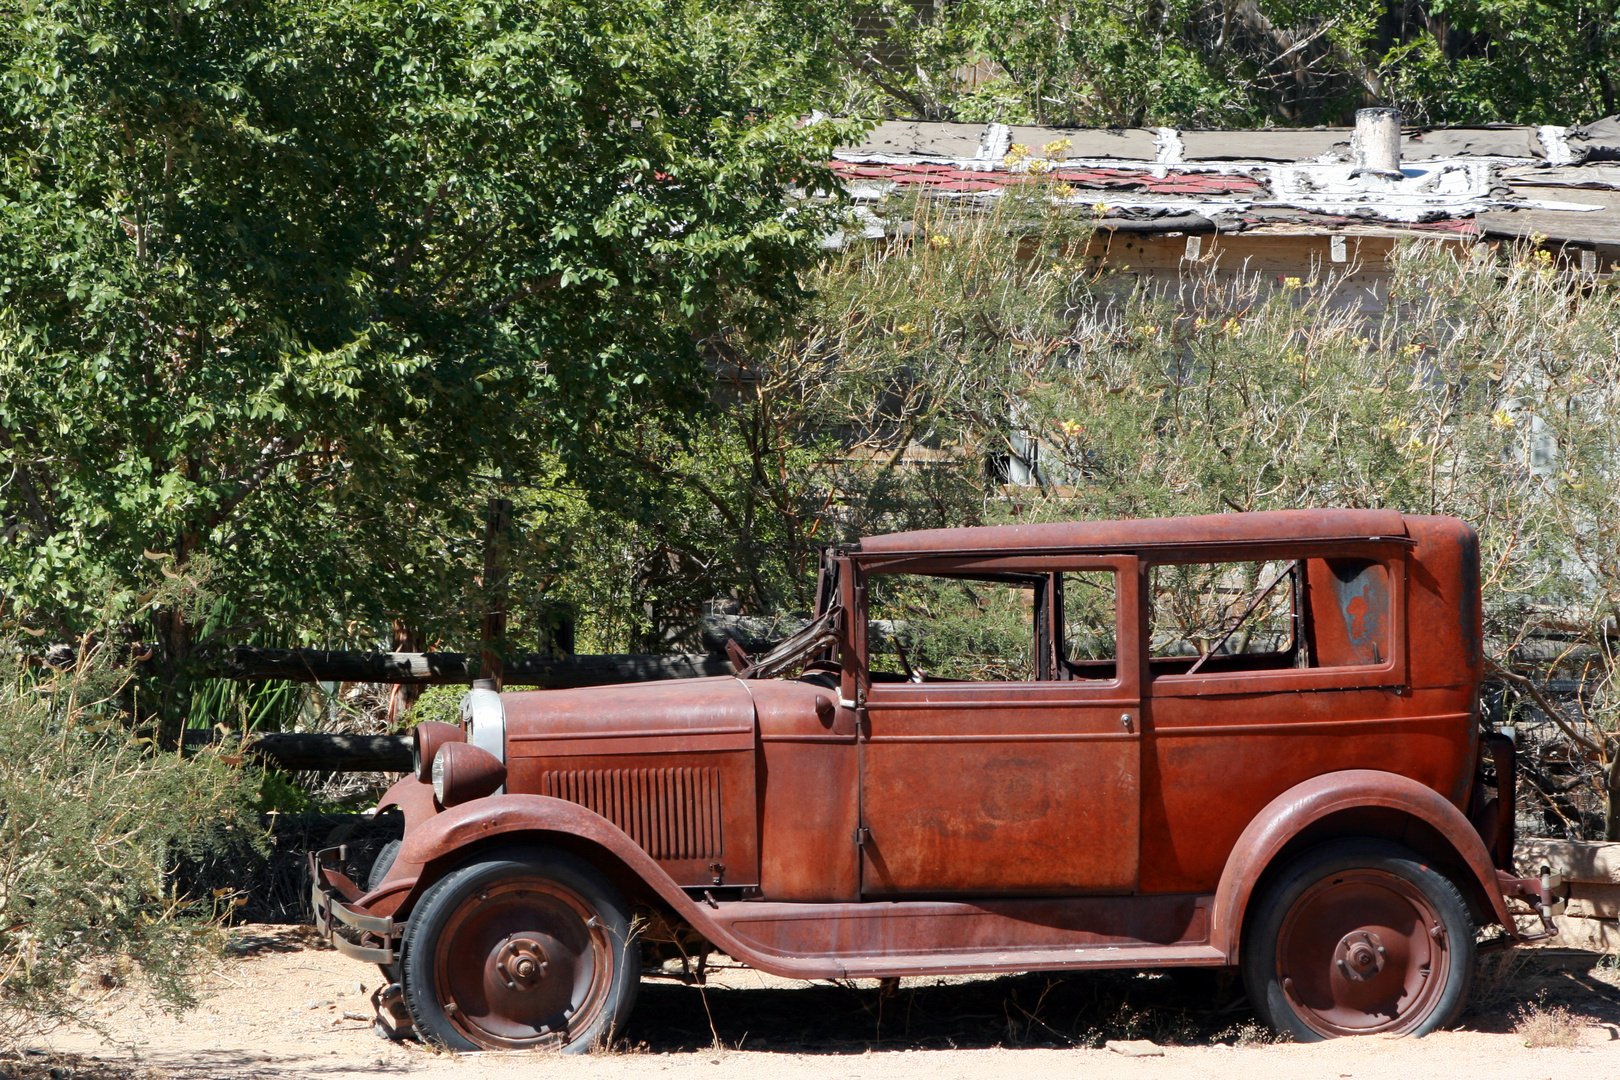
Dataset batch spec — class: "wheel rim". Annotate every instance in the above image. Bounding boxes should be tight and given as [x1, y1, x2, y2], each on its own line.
[431, 875, 615, 1050]
[1276, 868, 1450, 1037]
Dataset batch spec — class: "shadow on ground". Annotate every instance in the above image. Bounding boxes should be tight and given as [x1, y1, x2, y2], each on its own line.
[1466, 948, 1620, 1035]
[618, 948, 1620, 1054]
[621, 967, 1262, 1053]
[225, 925, 332, 958]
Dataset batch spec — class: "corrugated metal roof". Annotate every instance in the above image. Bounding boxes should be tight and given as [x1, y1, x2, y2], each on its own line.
[829, 119, 1620, 246]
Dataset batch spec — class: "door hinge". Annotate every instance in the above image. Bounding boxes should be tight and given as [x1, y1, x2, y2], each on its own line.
[854, 826, 872, 848]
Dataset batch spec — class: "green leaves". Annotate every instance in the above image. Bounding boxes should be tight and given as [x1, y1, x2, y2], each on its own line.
[785, 0, 1616, 128]
[0, 0, 857, 661]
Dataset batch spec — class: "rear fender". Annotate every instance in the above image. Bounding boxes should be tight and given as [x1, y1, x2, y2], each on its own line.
[1210, 769, 1519, 960]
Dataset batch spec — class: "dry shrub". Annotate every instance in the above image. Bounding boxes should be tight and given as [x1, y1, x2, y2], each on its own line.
[1512, 994, 1584, 1048]
[0, 640, 260, 1048]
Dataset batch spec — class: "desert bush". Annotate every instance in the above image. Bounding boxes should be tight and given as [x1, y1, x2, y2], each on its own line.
[1512, 993, 1584, 1048]
[0, 643, 259, 1046]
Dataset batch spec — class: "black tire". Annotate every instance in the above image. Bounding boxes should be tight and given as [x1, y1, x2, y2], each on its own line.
[367, 839, 402, 893]
[1242, 838, 1474, 1040]
[399, 846, 638, 1053]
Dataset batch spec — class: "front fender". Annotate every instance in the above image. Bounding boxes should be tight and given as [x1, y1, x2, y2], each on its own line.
[395, 793, 694, 911]
[387, 794, 800, 973]
[1209, 769, 1518, 959]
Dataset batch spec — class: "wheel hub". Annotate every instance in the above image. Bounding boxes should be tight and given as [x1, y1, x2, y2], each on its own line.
[495, 936, 551, 991]
[1333, 930, 1386, 982]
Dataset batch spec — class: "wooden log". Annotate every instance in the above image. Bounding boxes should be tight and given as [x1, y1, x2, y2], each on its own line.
[249, 732, 414, 772]
[207, 648, 735, 686]
[180, 730, 414, 772]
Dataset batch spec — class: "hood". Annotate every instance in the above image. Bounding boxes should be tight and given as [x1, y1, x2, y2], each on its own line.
[502, 675, 757, 758]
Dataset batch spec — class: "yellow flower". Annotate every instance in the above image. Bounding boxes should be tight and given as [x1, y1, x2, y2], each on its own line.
[1056, 419, 1085, 438]
[1194, 317, 1209, 329]
[1283, 276, 1303, 290]
[1042, 138, 1073, 160]
[1220, 318, 1241, 336]
[928, 234, 952, 249]
[1491, 409, 1516, 430]
[1093, 201, 1109, 216]
[1054, 183, 1076, 198]
[1006, 143, 1030, 161]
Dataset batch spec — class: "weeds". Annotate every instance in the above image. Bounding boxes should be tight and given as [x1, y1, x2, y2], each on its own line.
[1512, 992, 1585, 1048]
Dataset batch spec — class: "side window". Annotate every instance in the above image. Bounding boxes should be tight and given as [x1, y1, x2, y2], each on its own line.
[866, 574, 1038, 682]
[1150, 560, 1300, 675]
[1150, 555, 1394, 676]
[1059, 570, 1118, 681]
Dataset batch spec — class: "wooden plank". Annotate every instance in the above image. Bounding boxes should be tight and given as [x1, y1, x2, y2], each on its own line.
[209, 647, 735, 687]
[1517, 838, 1620, 884]
[1084, 230, 1401, 271]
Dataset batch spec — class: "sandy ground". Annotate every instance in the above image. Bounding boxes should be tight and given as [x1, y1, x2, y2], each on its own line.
[17, 924, 1620, 1080]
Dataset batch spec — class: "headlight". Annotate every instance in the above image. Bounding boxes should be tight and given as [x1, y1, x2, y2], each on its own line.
[430, 741, 507, 808]
[412, 721, 466, 783]
[431, 749, 448, 804]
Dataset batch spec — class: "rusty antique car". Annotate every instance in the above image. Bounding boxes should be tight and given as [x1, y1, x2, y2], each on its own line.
[311, 509, 1562, 1049]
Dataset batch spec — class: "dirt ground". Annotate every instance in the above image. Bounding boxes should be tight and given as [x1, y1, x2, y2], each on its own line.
[16, 924, 1620, 1080]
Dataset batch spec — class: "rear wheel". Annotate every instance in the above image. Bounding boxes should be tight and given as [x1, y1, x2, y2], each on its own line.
[399, 847, 638, 1053]
[1241, 839, 1474, 1040]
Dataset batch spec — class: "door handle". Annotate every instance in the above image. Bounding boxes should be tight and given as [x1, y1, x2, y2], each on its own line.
[1120, 713, 1134, 732]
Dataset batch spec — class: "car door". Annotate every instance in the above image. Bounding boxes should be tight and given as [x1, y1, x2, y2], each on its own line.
[855, 555, 1143, 897]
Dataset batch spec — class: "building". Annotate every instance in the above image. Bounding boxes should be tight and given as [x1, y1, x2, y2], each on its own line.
[829, 114, 1620, 314]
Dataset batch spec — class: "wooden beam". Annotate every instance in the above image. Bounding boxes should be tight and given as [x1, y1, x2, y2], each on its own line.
[179, 729, 414, 772]
[208, 647, 735, 687]
[251, 732, 413, 772]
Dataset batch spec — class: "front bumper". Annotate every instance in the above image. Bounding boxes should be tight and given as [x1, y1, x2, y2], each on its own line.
[309, 845, 400, 965]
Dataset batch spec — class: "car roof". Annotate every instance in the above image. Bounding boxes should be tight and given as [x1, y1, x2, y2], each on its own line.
[857, 508, 1409, 556]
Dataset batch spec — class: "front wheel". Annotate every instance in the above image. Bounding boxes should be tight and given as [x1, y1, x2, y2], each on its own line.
[1241, 839, 1474, 1040]
[399, 847, 638, 1053]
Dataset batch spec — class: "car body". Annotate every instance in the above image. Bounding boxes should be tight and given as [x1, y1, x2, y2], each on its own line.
[311, 508, 1557, 1048]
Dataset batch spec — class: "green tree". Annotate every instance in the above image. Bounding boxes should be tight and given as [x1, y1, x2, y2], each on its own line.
[0, 0, 859, 734]
[793, 0, 1618, 126]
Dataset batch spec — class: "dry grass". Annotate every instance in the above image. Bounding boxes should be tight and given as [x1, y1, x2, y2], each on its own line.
[1512, 996, 1584, 1048]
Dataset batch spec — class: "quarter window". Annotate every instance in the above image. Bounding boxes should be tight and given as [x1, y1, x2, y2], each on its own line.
[1149, 555, 1392, 677]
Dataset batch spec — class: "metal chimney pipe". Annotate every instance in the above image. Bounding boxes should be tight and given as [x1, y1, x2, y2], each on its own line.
[1351, 107, 1404, 179]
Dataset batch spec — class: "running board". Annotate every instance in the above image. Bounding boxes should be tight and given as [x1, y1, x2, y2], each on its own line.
[705, 895, 1228, 980]
[825, 944, 1227, 979]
